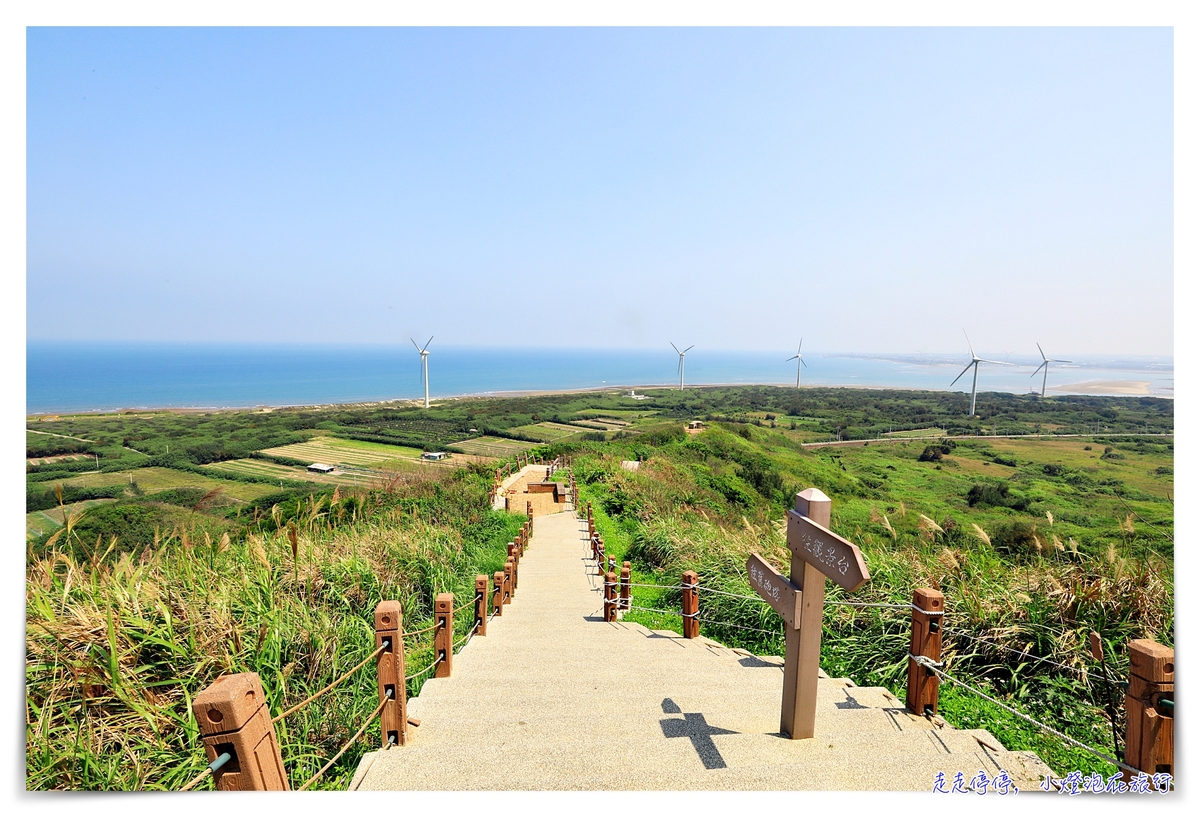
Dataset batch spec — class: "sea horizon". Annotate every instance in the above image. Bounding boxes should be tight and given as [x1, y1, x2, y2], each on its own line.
[26, 341, 1174, 415]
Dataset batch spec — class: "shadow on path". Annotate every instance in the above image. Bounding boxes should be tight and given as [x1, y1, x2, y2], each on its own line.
[659, 698, 738, 770]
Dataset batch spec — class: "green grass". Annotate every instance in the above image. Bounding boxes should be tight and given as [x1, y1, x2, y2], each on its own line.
[451, 436, 531, 457]
[26, 464, 524, 790]
[31, 467, 281, 502]
[201, 459, 370, 487]
[261, 437, 424, 465]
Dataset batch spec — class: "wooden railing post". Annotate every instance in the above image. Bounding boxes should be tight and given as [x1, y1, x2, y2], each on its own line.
[503, 559, 514, 605]
[905, 588, 944, 716]
[526, 500, 533, 518]
[682, 571, 699, 639]
[1124, 639, 1174, 781]
[193, 672, 289, 790]
[434, 593, 453, 678]
[604, 571, 617, 622]
[620, 562, 631, 611]
[492, 570, 505, 616]
[507, 543, 519, 591]
[375, 600, 407, 747]
[474, 575, 489, 637]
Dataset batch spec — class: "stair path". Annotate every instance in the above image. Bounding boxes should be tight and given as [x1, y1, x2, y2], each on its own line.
[351, 509, 1053, 791]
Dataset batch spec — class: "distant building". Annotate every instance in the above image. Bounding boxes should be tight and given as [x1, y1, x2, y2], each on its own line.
[307, 463, 336, 473]
[422, 451, 450, 461]
[687, 420, 706, 430]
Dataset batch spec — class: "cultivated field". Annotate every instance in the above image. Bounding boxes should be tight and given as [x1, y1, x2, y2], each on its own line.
[260, 436, 424, 465]
[39, 467, 279, 501]
[451, 436, 531, 457]
[507, 421, 589, 442]
[200, 459, 375, 487]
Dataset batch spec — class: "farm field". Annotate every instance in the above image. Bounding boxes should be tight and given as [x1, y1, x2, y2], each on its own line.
[26, 498, 117, 536]
[451, 436, 531, 457]
[260, 436, 424, 465]
[34, 466, 279, 501]
[507, 421, 588, 442]
[201, 459, 374, 487]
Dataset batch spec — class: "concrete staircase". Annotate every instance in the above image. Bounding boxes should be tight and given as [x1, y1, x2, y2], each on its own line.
[351, 509, 1052, 791]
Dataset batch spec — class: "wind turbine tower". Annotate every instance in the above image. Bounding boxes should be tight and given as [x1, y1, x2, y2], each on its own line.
[786, 339, 808, 388]
[411, 336, 433, 409]
[1031, 343, 1071, 398]
[670, 342, 694, 391]
[950, 331, 1012, 416]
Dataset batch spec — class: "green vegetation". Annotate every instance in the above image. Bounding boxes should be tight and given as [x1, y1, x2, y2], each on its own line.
[25, 386, 1173, 789]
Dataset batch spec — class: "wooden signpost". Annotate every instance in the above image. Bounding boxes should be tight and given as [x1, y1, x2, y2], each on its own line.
[748, 488, 870, 740]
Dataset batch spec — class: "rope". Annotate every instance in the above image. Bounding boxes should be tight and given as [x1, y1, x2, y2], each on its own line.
[402, 620, 439, 638]
[298, 695, 390, 791]
[626, 582, 690, 591]
[913, 656, 1140, 775]
[455, 621, 480, 653]
[453, 598, 476, 615]
[179, 751, 231, 791]
[454, 621, 479, 649]
[696, 617, 783, 637]
[945, 629, 1107, 683]
[405, 656, 440, 682]
[626, 604, 683, 617]
[272, 643, 387, 723]
[695, 585, 758, 600]
[826, 601, 912, 611]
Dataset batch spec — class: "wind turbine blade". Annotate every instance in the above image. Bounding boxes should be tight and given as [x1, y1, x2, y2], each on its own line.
[1031, 361, 1048, 377]
[979, 359, 1013, 366]
[801, 359, 808, 368]
[670, 342, 680, 355]
[1036, 342, 1047, 362]
[950, 362, 973, 387]
[424, 336, 434, 351]
[684, 345, 694, 353]
[1053, 358, 1073, 363]
[786, 354, 799, 361]
[963, 330, 975, 359]
[411, 337, 422, 353]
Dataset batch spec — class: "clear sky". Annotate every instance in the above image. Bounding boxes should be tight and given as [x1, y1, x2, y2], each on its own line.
[26, 26, 1173, 356]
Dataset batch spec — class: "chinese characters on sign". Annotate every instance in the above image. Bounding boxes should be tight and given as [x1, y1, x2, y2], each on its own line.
[785, 510, 869, 591]
[746, 553, 802, 628]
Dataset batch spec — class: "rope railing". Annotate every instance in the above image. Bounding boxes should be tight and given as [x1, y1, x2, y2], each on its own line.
[913, 655, 1141, 776]
[404, 654, 441, 683]
[179, 751, 232, 792]
[298, 694, 391, 791]
[272, 643, 388, 724]
[602, 544, 1170, 779]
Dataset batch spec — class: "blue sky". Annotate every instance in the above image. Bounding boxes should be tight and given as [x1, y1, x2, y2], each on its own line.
[26, 26, 1173, 356]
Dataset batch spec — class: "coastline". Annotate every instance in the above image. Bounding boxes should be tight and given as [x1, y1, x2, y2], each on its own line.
[24, 377, 1172, 419]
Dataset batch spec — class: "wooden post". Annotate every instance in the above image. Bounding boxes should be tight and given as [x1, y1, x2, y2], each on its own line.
[1124, 639, 1174, 781]
[781, 489, 830, 740]
[492, 570, 505, 616]
[620, 562, 631, 610]
[527, 500, 533, 518]
[604, 571, 617, 622]
[375, 600, 407, 747]
[193, 672, 289, 790]
[905, 588, 944, 716]
[682, 570, 699, 639]
[503, 559, 514, 605]
[475, 575, 488, 637]
[508, 543, 519, 591]
[434, 593, 453, 678]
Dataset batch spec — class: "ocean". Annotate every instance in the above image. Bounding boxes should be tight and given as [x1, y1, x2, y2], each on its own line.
[25, 342, 1174, 414]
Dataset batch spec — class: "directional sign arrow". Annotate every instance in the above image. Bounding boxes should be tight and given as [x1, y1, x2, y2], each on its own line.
[746, 552, 802, 628]
[785, 510, 870, 592]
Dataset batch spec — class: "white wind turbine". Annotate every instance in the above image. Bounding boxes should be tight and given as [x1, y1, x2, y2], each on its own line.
[786, 339, 808, 388]
[411, 336, 433, 409]
[670, 342, 694, 391]
[950, 331, 1012, 416]
[1031, 343, 1071, 398]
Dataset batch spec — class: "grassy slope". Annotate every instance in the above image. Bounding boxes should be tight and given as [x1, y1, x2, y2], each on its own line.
[562, 422, 1172, 779]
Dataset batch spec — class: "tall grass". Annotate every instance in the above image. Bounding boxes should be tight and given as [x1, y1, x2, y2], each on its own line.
[26, 466, 522, 790]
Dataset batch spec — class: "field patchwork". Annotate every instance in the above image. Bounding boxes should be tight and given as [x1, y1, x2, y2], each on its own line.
[201, 459, 377, 487]
[260, 436, 424, 466]
[35, 467, 280, 501]
[451, 436, 531, 457]
[506, 422, 590, 442]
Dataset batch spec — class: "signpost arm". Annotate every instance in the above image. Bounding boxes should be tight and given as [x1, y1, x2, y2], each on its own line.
[781, 489, 831, 740]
